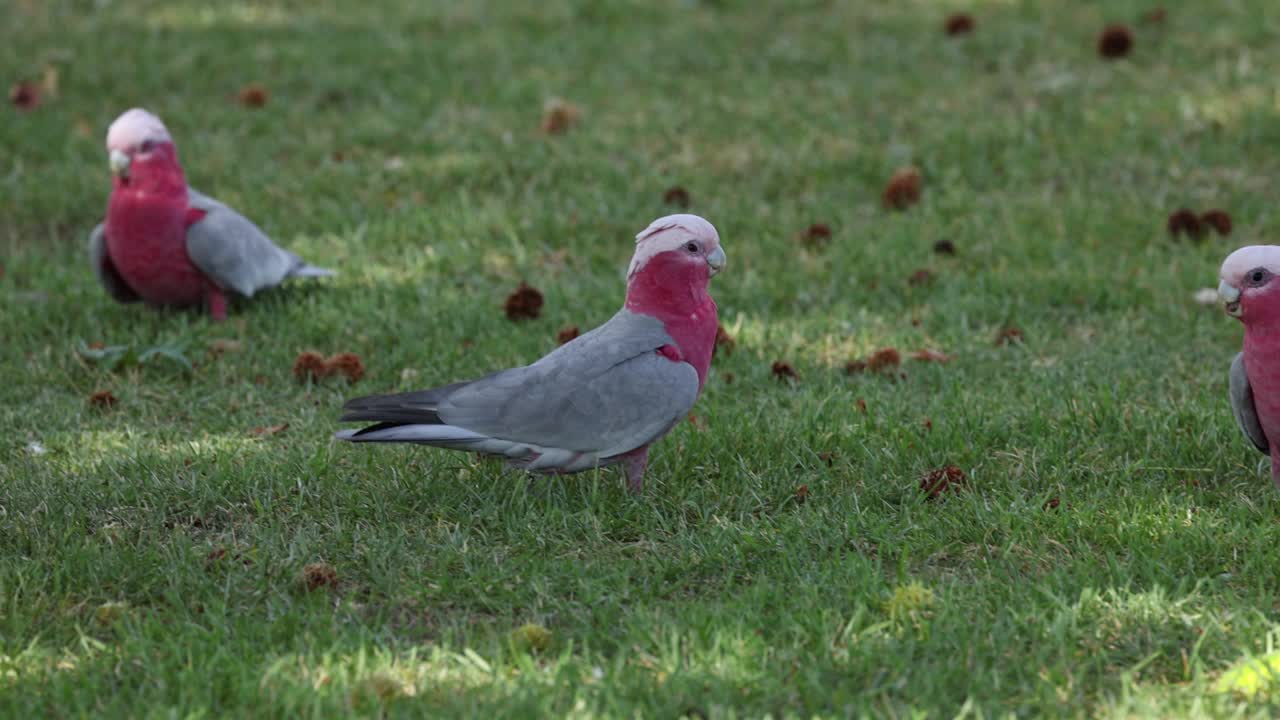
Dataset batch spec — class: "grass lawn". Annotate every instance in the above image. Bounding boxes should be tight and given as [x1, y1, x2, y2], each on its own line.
[5, 0, 1280, 716]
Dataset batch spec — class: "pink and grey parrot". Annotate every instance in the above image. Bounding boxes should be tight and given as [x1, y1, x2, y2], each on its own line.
[89, 108, 333, 321]
[1220, 246, 1280, 486]
[336, 214, 726, 493]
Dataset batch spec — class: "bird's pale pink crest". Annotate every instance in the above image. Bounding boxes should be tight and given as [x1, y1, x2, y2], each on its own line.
[106, 108, 173, 152]
[627, 214, 722, 279]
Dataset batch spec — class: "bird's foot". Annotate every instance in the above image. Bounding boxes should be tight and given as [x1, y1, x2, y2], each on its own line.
[206, 286, 228, 322]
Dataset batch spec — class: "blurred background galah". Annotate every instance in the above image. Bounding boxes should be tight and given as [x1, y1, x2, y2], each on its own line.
[1220, 246, 1280, 486]
[336, 214, 727, 493]
[89, 108, 333, 320]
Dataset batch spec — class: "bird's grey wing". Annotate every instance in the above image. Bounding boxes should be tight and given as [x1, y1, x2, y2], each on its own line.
[441, 348, 700, 458]
[438, 310, 700, 457]
[341, 310, 699, 457]
[185, 189, 332, 297]
[1230, 352, 1269, 454]
[88, 222, 141, 303]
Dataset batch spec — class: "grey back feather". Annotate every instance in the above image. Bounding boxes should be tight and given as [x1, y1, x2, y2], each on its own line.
[1230, 352, 1269, 454]
[343, 309, 700, 459]
[88, 222, 141, 303]
[185, 188, 332, 297]
[437, 309, 699, 457]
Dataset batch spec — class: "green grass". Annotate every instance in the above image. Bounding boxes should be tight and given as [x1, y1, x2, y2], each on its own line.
[4, 0, 1280, 716]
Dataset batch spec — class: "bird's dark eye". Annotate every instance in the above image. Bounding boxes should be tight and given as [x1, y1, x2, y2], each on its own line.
[1251, 269, 1269, 285]
[139, 139, 155, 152]
[684, 241, 699, 253]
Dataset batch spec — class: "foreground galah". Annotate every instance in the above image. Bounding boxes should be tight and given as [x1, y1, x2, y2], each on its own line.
[336, 214, 726, 493]
[1220, 245, 1280, 486]
[89, 108, 333, 320]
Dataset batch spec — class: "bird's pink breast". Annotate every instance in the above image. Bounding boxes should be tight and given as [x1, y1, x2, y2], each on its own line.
[105, 190, 206, 307]
[1244, 331, 1280, 464]
[655, 297, 718, 389]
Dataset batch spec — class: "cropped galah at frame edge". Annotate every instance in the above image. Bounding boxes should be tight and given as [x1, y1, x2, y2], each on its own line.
[89, 108, 334, 321]
[336, 214, 726, 494]
[1220, 245, 1280, 487]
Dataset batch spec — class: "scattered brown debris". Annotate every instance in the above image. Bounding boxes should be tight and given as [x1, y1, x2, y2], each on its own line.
[208, 338, 243, 356]
[919, 465, 967, 499]
[87, 341, 106, 350]
[945, 13, 975, 36]
[9, 81, 39, 110]
[293, 351, 331, 382]
[328, 352, 365, 383]
[771, 360, 798, 381]
[556, 325, 581, 345]
[687, 413, 706, 430]
[994, 326, 1025, 346]
[933, 239, 957, 256]
[88, 390, 117, 409]
[1140, 7, 1166, 24]
[540, 98, 580, 135]
[922, 417, 933, 432]
[794, 485, 810, 504]
[249, 423, 289, 437]
[907, 269, 935, 287]
[663, 186, 690, 208]
[1043, 496, 1061, 510]
[1167, 208, 1204, 239]
[720, 371, 735, 384]
[910, 348, 952, 364]
[882, 167, 923, 210]
[818, 451, 835, 466]
[798, 223, 833, 249]
[856, 398, 867, 413]
[845, 360, 867, 374]
[1200, 209, 1232, 236]
[237, 83, 269, 108]
[714, 324, 736, 357]
[867, 347, 902, 372]
[302, 562, 339, 591]
[504, 282, 544, 321]
[1097, 24, 1134, 59]
[206, 546, 251, 567]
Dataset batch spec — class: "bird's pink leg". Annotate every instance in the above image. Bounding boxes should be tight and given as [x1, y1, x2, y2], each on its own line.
[623, 447, 649, 495]
[205, 285, 228, 322]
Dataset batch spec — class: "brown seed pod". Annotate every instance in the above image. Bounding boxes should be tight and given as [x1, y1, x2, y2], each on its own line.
[883, 167, 923, 210]
[1097, 25, 1134, 59]
[504, 282, 544, 321]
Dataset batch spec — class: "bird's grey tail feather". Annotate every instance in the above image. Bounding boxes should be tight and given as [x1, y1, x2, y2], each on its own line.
[290, 264, 336, 278]
[339, 383, 475, 424]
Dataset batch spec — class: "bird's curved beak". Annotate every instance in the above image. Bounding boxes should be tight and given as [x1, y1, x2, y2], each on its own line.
[109, 149, 131, 178]
[706, 246, 727, 276]
[1219, 280, 1242, 317]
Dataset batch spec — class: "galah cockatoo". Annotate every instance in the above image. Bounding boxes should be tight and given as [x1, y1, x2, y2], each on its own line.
[336, 214, 726, 494]
[89, 108, 333, 321]
[1220, 245, 1280, 486]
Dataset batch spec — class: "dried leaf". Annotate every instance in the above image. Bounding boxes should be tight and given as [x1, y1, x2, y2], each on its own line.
[238, 83, 269, 108]
[249, 423, 289, 437]
[920, 465, 967, 499]
[910, 348, 952, 363]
